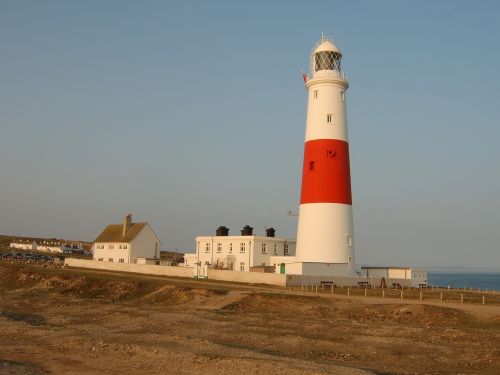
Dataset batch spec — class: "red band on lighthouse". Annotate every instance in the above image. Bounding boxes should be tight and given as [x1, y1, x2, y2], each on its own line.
[300, 139, 352, 205]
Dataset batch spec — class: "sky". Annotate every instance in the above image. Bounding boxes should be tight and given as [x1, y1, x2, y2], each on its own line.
[1, 1, 499, 269]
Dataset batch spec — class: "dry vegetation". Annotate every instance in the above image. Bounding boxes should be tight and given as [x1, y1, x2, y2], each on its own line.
[1, 263, 499, 374]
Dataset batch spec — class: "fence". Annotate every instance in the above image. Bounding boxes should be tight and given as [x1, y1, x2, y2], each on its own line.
[289, 283, 500, 305]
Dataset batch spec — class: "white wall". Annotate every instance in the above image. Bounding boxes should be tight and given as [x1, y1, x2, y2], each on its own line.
[363, 269, 389, 278]
[387, 269, 408, 279]
[93, 243, 130, 263]
[183, 253, 197, 267]
[207, 268, 286, 287]
[272, 261, 354, 277]
[65, 258, 193, 278]
[130, 224, 159, 260]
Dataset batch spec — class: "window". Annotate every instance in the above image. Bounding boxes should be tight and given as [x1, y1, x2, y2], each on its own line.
[124, 245, 128, 249]
[205, 243, 211, 253]
[108, 258, 113, 262]
[240, 262, 245, 271]
[348, 256, 352, 263]
[314, 90, 318, 99]
[274, 244, 277, 255]
[109, 245, 114, 249]
[261, 243, 266, 254]
[229, 243, 232, 253]
[240, 243, 246, 253]
[216, 243, 222, 253]
[98, 258, 103, 262]
[341, 91, 345, 102]
[284, 243, 289, 255]
[327, 114, 332, 123]
[119, 258, 125, 263]
[309, 161, 315, 171]
[345, 234, 353, 247]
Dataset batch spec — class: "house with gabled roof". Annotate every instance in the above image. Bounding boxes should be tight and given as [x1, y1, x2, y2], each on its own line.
[92, 214, 162, 264]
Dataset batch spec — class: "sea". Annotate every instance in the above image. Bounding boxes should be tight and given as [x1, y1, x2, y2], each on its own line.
[427, 272, 500, 291]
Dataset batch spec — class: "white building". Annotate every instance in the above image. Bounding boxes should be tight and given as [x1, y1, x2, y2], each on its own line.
[10, 239, 84, 253]
[92, 214, 161, 264]
[361, 267, 428, 288]
[187, 226, 296, 276]
[10, 240, 37, 251]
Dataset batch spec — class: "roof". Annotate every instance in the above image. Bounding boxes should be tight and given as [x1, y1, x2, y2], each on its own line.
[93, 223, 147, 243]
[314, 39, 341, 54]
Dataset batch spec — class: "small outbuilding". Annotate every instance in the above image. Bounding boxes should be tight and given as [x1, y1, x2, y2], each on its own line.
[361, 266, 427, 288]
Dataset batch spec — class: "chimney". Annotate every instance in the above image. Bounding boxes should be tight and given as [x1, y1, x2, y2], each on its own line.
[266, 227, 276, 237]
[123, 214, 132, 236]
[241, 225, 254, 236]
[216, 226, 229, 236]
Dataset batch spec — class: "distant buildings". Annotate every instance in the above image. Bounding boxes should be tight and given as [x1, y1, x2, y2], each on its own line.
[92, 214, 161, 264]
[185, 225, 296, 277]
[9, 239, 84, 254]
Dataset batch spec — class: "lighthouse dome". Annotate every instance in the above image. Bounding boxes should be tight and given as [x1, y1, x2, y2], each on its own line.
[313, 40, 341, 55]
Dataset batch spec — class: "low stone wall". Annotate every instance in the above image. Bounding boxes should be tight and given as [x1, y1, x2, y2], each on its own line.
[208, 269, 287, 287]
[64, 259, 287, 286]
[64, 259, 414, 289]
[65, 258, 194, 278]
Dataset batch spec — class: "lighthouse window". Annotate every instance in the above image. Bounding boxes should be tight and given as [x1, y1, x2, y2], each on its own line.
[345, 234, 353, 247]
[327, 114, 332, 123]
[314, 90, 318, 99]
[309, 161, 315, 171]
[341, 91, 345, 102]
[315, 51, 341, 71]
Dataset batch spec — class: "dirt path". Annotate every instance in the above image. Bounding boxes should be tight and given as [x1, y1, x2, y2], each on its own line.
[1, 263, 499, 374]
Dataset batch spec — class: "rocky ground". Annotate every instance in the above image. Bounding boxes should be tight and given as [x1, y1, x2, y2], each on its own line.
[0, 263, 499, 374]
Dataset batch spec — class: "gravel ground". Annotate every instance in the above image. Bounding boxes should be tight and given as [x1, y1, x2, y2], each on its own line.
[1, 263, 499, 374]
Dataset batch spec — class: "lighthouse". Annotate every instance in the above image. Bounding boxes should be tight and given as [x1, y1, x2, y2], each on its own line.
[295, 35, 356, 276]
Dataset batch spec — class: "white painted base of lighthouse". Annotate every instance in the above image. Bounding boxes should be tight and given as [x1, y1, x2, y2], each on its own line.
[284, 203, 356, 277]
[296, 204, 354, 263]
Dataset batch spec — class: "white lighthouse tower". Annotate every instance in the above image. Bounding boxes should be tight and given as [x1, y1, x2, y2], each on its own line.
[295, 35, 356, 276]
